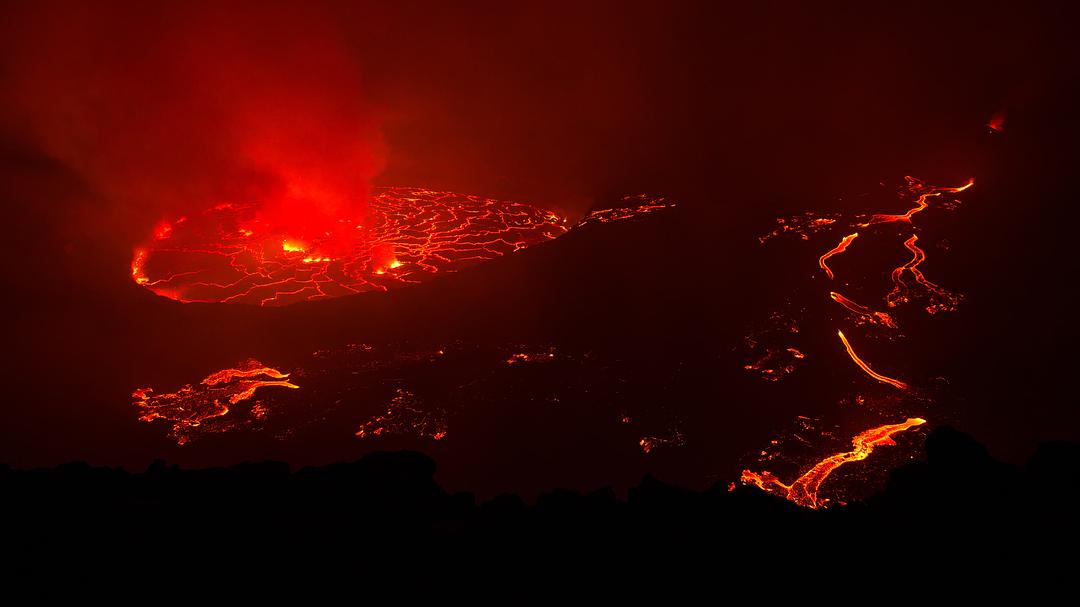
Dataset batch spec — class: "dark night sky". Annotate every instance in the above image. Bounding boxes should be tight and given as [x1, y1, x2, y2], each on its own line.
[1, 1, 1077, 497]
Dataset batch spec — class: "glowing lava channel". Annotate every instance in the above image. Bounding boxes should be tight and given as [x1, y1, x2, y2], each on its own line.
[858, 177, 973, 227]
[740, 418, 926, 508]
[133, 360, 298, 444]
[830, 291, 898, 328]
[818, 233, 859, 280]
[886, 235, 963, 314]
[837, 330, 909, 390]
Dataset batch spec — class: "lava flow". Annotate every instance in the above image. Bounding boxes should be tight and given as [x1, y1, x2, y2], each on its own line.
[133, 360, 298, 444]
[886, 235, 963, 314]
[837, 330, 909, 390]
[818, 232, 858, 280]
[576, 194, 675, 225]
[858, 177, 973, 227]
[740, 418, 926, 508]
[758, 212, 839, 243]
[132, 190, 671, 306]
[829, 291, 898, 328]
[742, 174, 976, 507]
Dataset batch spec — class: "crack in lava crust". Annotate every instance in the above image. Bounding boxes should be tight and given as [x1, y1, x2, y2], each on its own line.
[131, 187, 581, 306]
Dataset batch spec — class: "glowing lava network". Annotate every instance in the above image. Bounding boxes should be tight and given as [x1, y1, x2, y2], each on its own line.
[742, 175, 975, 507]
[133, 359, 298, 445]
[740, 418, 926, 509]
[857, 178, 973, 227]
[886, 235, 963, 314]
[127, 169, 973, 510]
[131, 189, 673, 306]
[829, 292, 898, 328]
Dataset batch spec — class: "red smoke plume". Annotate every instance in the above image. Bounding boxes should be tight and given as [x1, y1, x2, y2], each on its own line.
[1, 1, 384, 243]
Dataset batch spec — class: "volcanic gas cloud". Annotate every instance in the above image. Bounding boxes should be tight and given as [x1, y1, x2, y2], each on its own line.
[0, 2, 383, 252]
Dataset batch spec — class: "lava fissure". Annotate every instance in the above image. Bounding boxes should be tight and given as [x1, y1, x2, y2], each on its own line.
[886, 235, 962, 314]
[818, 232, 859, 280]
[837, 330, 909, 390]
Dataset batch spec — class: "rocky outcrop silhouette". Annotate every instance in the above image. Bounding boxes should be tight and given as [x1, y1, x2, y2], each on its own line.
[3, 426, 1077, 561]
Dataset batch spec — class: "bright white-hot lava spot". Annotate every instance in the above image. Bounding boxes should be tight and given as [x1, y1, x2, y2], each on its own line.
[131, 188, 673, 306]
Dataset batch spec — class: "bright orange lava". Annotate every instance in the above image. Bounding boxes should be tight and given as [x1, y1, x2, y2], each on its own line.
[858, 177, 973, 227]
[505, 350, 557, 365]
[131, 188, 571, 306]
[132, 189, 672, 306]
[886, 235, 962, 314]
[837, 330, 909, 390]
[829, 291, 898, 328]
[740, 418, 926, 508]
[818, 232, 859, 280]
[758, 213, 839, 243]
[745, 174, 976, 507]
[577, 195, 675, 225]
[133, 359, 298, 445]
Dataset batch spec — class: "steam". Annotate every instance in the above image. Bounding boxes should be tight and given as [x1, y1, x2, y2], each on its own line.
[0, 1, 384, 238]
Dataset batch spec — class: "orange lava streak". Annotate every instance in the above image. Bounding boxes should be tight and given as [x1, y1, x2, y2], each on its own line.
[740, 418, 926, 508]
[133, 360, 299, 444]
[818, 233, 859, 280]
[837, 330, 909, 390]
[858, 177, 973, 227]
[202, 366, 291, 385]
[889, 235, 924, 294]
[577, 195, 675, 225]
[829, 291, 898, 328]
[886, 235, 962, 314]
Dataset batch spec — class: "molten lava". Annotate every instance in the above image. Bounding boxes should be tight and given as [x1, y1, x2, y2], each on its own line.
[576, 195, 675, 225]
[858, 177, 973, 227]
[818, 233, 859, 280]
[758, 213, 839, 243]
[886, 235, 963, 314]
[131, 188, 569, 305]
[743, 347, 805, 381]
[743, 175, 976, 506]
[356, 388, 448, 441]
[829, 291, 898, 328]
[740, 418, 926, 508]
[133, 360, 298, 445]
[837, 330, 909, 390]
[132, 190, 671, 306]
[505, 349, 557, 365]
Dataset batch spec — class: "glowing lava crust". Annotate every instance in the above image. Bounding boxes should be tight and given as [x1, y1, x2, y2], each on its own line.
[131, 188, 669, 306]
